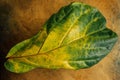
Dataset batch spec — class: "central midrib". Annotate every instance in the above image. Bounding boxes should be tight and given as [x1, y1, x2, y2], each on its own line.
[7, 27, 106, 59]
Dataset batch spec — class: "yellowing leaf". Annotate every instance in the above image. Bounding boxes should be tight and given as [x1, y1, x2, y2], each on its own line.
[4, 2, 118, 73]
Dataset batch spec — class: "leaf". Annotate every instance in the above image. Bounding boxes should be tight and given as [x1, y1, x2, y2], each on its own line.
[4, 2, 118, 73]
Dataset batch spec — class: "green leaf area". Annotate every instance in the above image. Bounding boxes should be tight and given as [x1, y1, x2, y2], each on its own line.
[4, 2, 118, 73]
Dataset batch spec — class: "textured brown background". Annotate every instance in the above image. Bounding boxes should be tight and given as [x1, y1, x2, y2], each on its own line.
[0, 0, 120, 80]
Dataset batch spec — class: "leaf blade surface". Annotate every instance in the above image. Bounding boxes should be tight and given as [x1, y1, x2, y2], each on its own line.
[5, 2, 118, 73]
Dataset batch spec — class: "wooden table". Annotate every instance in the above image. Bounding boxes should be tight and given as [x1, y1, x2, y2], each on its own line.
[0, 0, 120, 80]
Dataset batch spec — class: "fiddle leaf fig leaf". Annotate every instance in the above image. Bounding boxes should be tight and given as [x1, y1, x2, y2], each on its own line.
[4, 2, 118, 73]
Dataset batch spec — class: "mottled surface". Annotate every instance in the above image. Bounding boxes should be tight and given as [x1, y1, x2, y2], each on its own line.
[0, 0, 120, 80]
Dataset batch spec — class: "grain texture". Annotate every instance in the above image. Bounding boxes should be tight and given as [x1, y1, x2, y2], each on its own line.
[0, 0, 120, 80]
